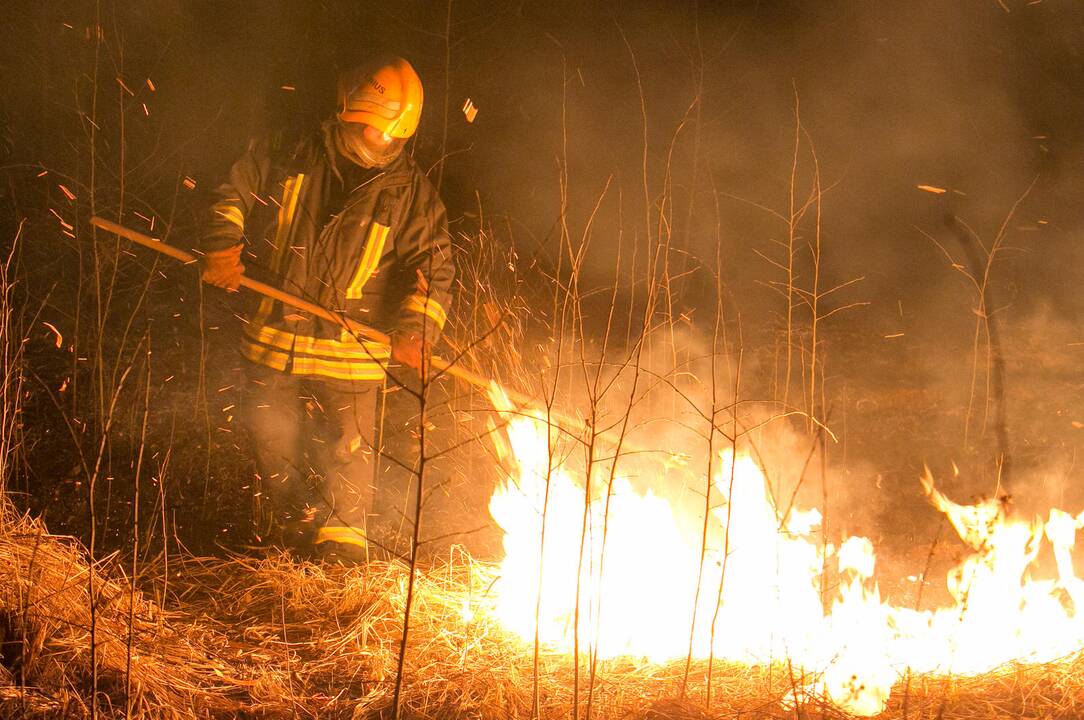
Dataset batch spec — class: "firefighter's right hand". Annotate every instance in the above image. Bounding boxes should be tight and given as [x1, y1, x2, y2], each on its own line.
[200, 244, 245, 291]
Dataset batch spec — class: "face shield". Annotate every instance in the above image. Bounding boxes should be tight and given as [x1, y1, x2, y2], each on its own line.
[335, 120, 406, 169]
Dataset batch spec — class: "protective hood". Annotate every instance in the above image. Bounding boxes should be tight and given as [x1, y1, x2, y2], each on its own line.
[326, 117, 405, 170]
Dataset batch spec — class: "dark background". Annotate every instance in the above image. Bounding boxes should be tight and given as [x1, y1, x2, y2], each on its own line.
[1, 0, 1082, 585]
[7, 1, 1083, 309]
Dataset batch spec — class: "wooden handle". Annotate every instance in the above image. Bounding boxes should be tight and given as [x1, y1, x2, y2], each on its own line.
[88, 216, 571, 423]
[91, 216, 390, 343]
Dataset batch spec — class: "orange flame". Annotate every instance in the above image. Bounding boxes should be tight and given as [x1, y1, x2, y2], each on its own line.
[485, 388, 1084, 715]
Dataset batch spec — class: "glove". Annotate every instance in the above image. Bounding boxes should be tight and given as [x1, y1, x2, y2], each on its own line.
[391, 332, 428, 374]
[200, 244, 244, 291]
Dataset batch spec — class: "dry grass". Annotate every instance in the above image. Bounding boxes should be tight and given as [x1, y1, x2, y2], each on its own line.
[1, 508, 1084, 719]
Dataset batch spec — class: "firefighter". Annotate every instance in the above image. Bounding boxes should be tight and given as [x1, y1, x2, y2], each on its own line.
[199, 56, 454, 564]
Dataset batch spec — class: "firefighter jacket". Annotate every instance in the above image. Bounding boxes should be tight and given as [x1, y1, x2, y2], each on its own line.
[202, 127, 454, 383]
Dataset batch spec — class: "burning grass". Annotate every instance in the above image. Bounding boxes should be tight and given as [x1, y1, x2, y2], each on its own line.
[1, 509, 1084, 719]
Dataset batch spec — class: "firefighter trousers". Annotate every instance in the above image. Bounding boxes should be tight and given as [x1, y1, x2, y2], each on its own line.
[242, 360, 381, 550]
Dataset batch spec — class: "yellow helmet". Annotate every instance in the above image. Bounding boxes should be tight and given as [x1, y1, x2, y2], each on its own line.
[337, 56, 424, 139]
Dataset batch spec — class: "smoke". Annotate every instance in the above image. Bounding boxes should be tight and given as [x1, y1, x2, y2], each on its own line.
[11, 0, 1078, 317]
[446, 1, 1084, 322]
[5, 0, 1084, 558]
[535, 321, 891, 554]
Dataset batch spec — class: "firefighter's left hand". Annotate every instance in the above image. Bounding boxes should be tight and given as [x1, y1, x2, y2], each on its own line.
[391, 333, 428, 374]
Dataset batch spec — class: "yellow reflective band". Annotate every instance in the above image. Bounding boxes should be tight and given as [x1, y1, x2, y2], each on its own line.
[291, 356, 387, 381]
[241, 341, 388, 382]
[315, 526, 367, 549]
[244, 323, 390, 361]
[254, 174, 306, 326]
[241, 341, 289, 371]
[345, 222, 391, 300]
[213, 203, 245, 230]
[276, 174, 305, 247]
[403, 294, 447, 328]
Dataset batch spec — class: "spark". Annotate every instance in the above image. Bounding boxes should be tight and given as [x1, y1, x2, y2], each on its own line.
[41, 322, 63, 348]
[461, 98, 478, 123]
[49, 208, 73, 230]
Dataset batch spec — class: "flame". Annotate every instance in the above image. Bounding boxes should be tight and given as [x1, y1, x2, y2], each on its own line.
[484, 388, 1084, 715]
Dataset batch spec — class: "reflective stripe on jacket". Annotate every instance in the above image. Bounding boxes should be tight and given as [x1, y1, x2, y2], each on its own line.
[203, 128, 454, 383]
